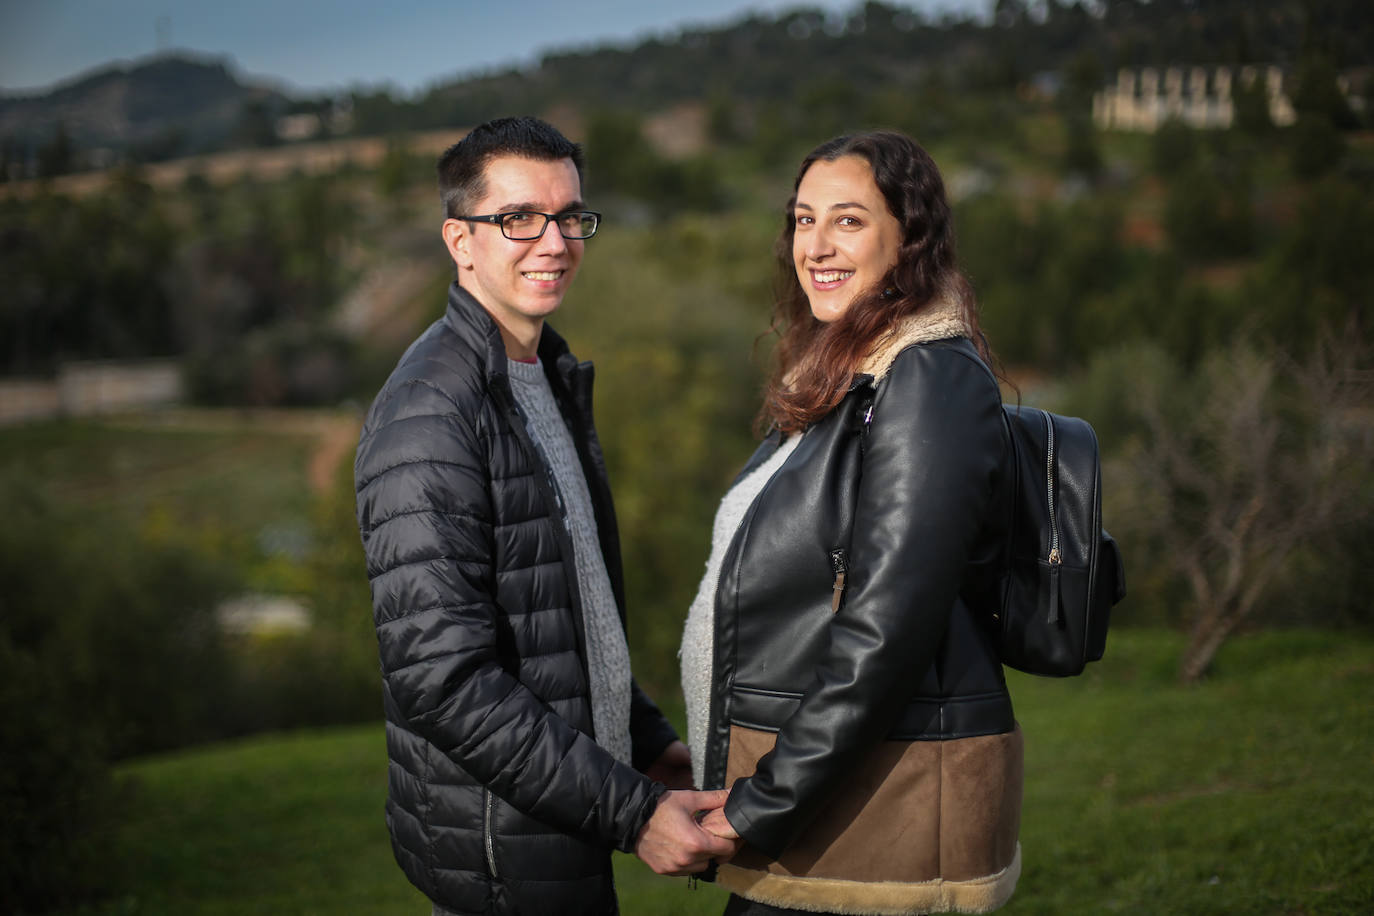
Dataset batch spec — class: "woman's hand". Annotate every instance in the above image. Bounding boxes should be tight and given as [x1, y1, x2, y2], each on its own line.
[699, 806, 740, 841]
[634, 790, 738, 875]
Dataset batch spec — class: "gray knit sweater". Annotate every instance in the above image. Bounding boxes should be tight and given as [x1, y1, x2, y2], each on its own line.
[506, 356, 632, 765]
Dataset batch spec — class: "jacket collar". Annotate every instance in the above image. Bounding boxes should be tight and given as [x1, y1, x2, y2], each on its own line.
[856, 293, 970, 382]
[442, 281, 576, 383]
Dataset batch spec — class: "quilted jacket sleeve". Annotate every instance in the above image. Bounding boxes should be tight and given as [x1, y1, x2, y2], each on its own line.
[722, 344, 1006, 858]
[355, 368, 661, 852]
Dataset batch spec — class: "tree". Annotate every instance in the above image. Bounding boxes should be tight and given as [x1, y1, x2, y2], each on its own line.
[1231, 71, 1274, 136]
[1290, 51, 1357, 129]
[1061, 114, 1102, 180]
[36, 121, 73, 178]
[0, 135, 20, 182]
[0, 478, 240, 910]
[1114, 328, 1372, 682]
[1289, 113, 1346, 179]
[233, 99, 279, 149]
[1151, 118, 1199, 176]
[1163, 158, 1254, 260]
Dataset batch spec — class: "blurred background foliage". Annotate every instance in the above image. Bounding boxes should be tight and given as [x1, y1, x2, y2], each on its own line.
[2, 0, 1372, 911]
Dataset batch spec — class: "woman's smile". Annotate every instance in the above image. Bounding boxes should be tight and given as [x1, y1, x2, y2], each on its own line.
[809, 269, 855, 289]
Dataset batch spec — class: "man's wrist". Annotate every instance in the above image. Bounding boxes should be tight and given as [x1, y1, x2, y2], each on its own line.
[622, 780, 668, 853]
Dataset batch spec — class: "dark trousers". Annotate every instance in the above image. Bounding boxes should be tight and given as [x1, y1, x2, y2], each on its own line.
[722, 894, 841, 916]
[722, 892, 928, 916]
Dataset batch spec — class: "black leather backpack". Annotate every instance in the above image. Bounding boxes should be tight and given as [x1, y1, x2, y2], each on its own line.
[994, 406, 1126, 676]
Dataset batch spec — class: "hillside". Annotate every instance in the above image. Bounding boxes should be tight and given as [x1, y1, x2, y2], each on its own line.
[4, 0, 1371, 178]
[0, 53, 288, 165]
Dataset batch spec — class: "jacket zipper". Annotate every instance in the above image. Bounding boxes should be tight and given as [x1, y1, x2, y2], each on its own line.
[1042, 410, 1062, 624]
[483, 788, 500, 879]
[829, 547, 849, 613]
[494, 383, 595, 700]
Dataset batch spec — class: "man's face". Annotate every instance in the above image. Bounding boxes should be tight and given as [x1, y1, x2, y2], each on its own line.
[444, 155, 585, 350]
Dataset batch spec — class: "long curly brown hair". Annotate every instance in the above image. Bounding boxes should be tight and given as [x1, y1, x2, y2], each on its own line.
[759, 130, 995, 435]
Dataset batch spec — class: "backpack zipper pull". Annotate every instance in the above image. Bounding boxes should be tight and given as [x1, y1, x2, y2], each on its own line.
[1047, 554, 1061, 625]
[829, 548, 848, 613]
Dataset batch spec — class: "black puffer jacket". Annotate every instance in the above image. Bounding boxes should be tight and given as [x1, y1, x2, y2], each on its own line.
[355, 283, 677, 916]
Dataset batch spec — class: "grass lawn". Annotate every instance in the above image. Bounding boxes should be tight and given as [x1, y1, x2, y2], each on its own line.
[70, 629, 1371, 915]
[0, 413, 323, 534]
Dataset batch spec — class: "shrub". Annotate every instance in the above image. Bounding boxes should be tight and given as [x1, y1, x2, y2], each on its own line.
[0, 617, 117, 913]
[0, 468, 248, 910]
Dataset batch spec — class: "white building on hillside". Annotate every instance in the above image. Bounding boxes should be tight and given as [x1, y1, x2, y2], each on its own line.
[1093, 65, 1299, 132]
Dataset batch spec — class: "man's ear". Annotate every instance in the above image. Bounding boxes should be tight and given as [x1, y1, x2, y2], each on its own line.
[442, 218, 472, 272]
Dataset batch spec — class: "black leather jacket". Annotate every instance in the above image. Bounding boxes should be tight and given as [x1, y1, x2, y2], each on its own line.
[355, 284, 677, 915]
[707, 336, 1015, 860]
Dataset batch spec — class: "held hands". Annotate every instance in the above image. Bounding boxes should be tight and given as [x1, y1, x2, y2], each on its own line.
[633, 789, 741, 875]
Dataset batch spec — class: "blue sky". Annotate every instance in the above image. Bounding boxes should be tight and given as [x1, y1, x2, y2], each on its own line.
[0, 0, 987, 96]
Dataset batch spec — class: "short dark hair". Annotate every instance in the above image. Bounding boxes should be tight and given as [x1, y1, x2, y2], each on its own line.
[437, 116, 585, 219]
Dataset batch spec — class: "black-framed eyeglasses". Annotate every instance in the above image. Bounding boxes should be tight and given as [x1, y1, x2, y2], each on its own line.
[458, 210, 601, 241]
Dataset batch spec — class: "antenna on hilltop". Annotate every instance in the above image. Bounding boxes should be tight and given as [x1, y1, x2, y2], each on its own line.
[155, 15, 171, 54]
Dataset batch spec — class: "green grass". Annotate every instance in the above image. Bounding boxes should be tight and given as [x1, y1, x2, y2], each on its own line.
[68, 630, 1372, 915]
[0, 414, 319, 534]
[1006, 631, 1374, 915]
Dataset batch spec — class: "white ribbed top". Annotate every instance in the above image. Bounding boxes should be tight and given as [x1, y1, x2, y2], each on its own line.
[680, 433, 803, 788]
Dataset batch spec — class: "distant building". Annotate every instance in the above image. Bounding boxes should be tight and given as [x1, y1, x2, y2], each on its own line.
[57, 359, 184, 416]
[0, 359, 184, 425]
[1093, 65, 1299, 131]
[275, 113, 324, 142]
[274, 99, 354, 143]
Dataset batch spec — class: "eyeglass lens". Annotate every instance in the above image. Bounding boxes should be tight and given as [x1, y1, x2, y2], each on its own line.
[502, 211, 598, 240]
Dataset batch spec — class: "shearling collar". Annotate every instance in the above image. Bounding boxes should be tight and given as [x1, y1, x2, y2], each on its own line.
[856, 294, 970, 382]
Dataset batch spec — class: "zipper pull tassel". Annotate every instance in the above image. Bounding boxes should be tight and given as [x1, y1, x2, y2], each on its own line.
[829, 548, 848, 613]
[1047, 551, 1061, 625]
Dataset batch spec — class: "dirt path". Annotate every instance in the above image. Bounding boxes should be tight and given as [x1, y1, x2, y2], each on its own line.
[307, 412, 363, 492]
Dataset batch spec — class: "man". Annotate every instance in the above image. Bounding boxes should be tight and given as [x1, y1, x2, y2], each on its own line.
[354, 116, 735, 915]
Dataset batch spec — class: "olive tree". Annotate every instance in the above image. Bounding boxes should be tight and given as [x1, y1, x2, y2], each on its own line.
[1111, 325, 1372, 682]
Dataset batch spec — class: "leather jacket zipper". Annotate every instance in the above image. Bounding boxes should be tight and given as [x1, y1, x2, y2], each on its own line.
[829, 547, 849, 613]
[483, 788, 499, 879]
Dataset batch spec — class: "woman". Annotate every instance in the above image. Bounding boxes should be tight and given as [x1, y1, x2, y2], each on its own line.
[680, 130, 1022, 916]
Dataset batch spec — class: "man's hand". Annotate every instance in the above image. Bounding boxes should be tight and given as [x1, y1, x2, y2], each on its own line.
[642, 740, 694, 790]
[634, 789, 739, 875]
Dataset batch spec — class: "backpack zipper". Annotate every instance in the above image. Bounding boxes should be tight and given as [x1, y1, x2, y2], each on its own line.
[1043, 411, 1062, 624]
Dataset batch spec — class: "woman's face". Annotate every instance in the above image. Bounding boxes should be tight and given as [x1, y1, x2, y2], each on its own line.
[792, 155, 903, 324]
